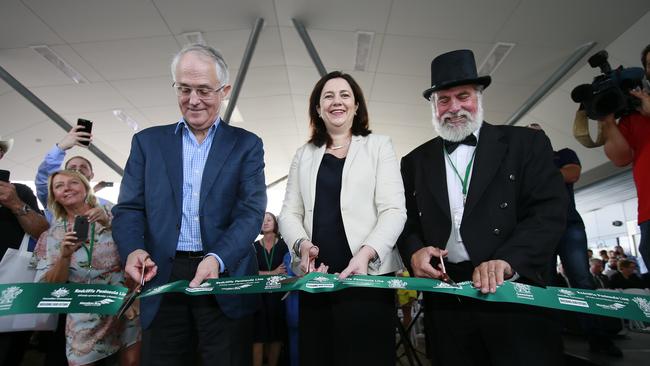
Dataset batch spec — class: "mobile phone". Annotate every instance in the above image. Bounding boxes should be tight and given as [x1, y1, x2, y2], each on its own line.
[0, 169, 9, 182]
[104, 182, 114, 187]
[73, 215, 90, 243]
[77, 118, 93, 146]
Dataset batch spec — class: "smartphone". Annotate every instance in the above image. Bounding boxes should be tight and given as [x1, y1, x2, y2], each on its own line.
[73, 215, 90, 243]
[77, 118, 93, 146]
[104, 182, 114, 187]
[0, 169, 9, 182]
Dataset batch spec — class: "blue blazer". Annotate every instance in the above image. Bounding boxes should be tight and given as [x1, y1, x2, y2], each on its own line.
[112, 121, 267, 329]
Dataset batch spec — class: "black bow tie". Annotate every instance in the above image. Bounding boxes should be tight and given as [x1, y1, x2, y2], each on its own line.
[443, 134, 477, 153]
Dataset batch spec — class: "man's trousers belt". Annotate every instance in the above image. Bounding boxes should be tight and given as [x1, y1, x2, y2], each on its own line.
[1, 273, 649, 323]
[175, 250, 205, 259]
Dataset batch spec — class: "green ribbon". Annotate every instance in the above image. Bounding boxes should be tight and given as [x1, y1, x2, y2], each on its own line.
[2, 274, 649, 323]
[0, 282, 126, 315]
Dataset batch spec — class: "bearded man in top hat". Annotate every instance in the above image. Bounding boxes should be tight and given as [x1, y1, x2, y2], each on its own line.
[398, 49, 568, 365]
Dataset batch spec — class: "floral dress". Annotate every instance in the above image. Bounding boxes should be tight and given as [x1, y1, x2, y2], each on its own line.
[32, 211, 140, 366]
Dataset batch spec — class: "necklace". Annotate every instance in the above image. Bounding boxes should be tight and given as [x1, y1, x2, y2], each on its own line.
[330, 139, 350, 150]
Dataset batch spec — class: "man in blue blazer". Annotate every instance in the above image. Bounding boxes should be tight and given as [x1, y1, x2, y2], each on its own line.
[112, 44, 266, 365]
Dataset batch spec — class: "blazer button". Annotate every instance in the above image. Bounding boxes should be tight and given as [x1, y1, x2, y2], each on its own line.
[499, 202, 508, 209]
[493, 228, 500, 235]
[413, 190, 417, 197]
[509, 174, 516, 181]
[418, 212, 423, 217]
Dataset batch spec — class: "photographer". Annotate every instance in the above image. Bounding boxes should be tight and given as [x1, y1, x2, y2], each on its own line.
[599, 44, 650, 280]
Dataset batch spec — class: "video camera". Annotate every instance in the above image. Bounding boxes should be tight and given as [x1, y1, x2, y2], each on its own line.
[571, 50, 645, 120]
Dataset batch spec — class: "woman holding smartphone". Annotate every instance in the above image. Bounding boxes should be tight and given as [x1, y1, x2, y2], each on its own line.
[32, 170, 140, 366]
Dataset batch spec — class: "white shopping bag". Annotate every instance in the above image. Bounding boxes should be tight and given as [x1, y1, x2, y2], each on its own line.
[0, 234, 57, 332]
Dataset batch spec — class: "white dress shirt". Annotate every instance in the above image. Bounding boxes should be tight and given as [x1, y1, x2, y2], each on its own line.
[444, 123, 482, 263]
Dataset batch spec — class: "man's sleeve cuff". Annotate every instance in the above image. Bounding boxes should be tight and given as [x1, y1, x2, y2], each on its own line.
[206, 253, 226, 273]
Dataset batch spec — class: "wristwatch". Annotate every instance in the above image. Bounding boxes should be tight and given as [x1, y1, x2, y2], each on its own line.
[14, 203, 31, 216]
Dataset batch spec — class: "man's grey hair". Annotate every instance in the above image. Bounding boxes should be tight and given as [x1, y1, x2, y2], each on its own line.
[171, 43, 229, 86]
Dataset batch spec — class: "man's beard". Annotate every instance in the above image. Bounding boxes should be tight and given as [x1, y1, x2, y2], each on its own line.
[431, 94, 483, 142]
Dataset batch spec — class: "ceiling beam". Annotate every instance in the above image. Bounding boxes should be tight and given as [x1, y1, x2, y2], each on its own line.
[223, 17, 265, 124]
[292, 18, 327, 77]
[0, 64, 124, 176]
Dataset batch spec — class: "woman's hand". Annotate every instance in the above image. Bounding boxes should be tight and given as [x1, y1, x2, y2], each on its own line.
[85, 207, 110, 227]
[60, 231, 82, 259]
[299, 240, 320, 274]
[338, 245, 377, 279]
[272, 263, 287, 275]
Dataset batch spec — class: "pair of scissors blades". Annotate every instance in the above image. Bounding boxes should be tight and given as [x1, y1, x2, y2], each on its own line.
[438, 256, 458, 286]
[117, 257, 147, 318]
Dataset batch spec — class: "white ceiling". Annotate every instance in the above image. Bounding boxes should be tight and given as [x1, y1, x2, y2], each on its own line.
[1, 0, 649, 188]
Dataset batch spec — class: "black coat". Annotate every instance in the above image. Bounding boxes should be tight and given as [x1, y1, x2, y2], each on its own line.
[398, 122, 568, 285]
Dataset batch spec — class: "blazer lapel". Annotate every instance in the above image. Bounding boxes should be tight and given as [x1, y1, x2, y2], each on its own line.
[162, 125, 183, 211]
[309, 144, 326, 207]
[463, 123, 506, 217]
[423, 138, 451, 219]
[200, 123, 236, 209]
[341, 135, 363, 184]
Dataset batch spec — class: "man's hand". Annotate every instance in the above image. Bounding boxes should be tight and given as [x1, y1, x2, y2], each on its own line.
[299, 239, 319, 274]
[189, 255, 220, 287]
[58, 125, 91, 150]
[339, 245, 377, 279]
[0, 181, 22, 210]
[630, 88, 650, 117]
[125, 249, 157, 284]
[472, 259, 513, 294]
[410, 246, 448, 279]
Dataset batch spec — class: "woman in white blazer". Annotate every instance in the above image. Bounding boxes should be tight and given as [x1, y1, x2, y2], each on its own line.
[279, 71, 406, 366]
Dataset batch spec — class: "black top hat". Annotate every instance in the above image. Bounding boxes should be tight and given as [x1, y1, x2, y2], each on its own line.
[423, 49, 491, 100]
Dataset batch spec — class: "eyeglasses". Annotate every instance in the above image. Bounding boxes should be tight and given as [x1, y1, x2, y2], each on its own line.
[172, 83, 225, 99]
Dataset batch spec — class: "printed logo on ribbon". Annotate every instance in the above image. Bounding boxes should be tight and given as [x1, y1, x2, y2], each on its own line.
[558, 297, 589, 308]
[80, 299, 115, 307]
[186, 282, 214, 293]
[632, 297, 650, 317]
[264, 276, 283, 290]
[513, 283, 534, 300]
[0, 286, 23, 310]
[595, 302, 625, 311]
[558, 289, 576, 297]
[306, 276, 335, 289]
[51, 287, 70, 298]
[388, 279, 407, 289]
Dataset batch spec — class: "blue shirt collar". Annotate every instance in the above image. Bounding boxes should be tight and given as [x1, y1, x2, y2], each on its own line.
[174, 117, 221, 135]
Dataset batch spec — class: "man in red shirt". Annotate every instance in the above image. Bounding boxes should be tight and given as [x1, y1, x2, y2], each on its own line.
[600, 44, 650, 280]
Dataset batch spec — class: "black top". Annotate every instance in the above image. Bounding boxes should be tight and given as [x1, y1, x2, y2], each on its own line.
[0, 183, 41, 258]
[312, 154, 352, 273]
[254, 238, 288, 272]
[554, 148, 583, 224]
[609, 272, 646, 289]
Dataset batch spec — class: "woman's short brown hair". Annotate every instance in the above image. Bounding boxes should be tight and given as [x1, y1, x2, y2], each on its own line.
[47, 170, 98, 220]
[308, 71, 371, 147]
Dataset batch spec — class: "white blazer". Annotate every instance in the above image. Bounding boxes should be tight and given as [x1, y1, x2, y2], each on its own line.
[279, 134, 406, 275]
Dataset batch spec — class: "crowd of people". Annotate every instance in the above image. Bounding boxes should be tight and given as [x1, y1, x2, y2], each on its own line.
[0, 42, 649, 366]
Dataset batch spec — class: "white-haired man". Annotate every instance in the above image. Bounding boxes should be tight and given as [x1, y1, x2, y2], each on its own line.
[398, 49, 568, 366]
[112, 43, 266, 365]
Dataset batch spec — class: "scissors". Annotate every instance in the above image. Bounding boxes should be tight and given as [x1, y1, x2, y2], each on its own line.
[438, 256, 458, 286]
[117, 256, 147, 319]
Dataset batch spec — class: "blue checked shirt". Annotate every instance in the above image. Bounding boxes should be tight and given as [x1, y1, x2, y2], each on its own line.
[174, 118, 225, 271]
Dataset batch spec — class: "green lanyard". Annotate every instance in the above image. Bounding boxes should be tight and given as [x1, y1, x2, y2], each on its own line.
[63, 219, 96, 269]
[444, 146, 477, 205]
[262, 240, 276, 271]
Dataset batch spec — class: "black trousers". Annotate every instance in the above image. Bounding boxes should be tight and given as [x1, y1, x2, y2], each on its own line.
[424, 261, 564, 366]
[299, 287, 396, 366]
[142, 256, 254, 366]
